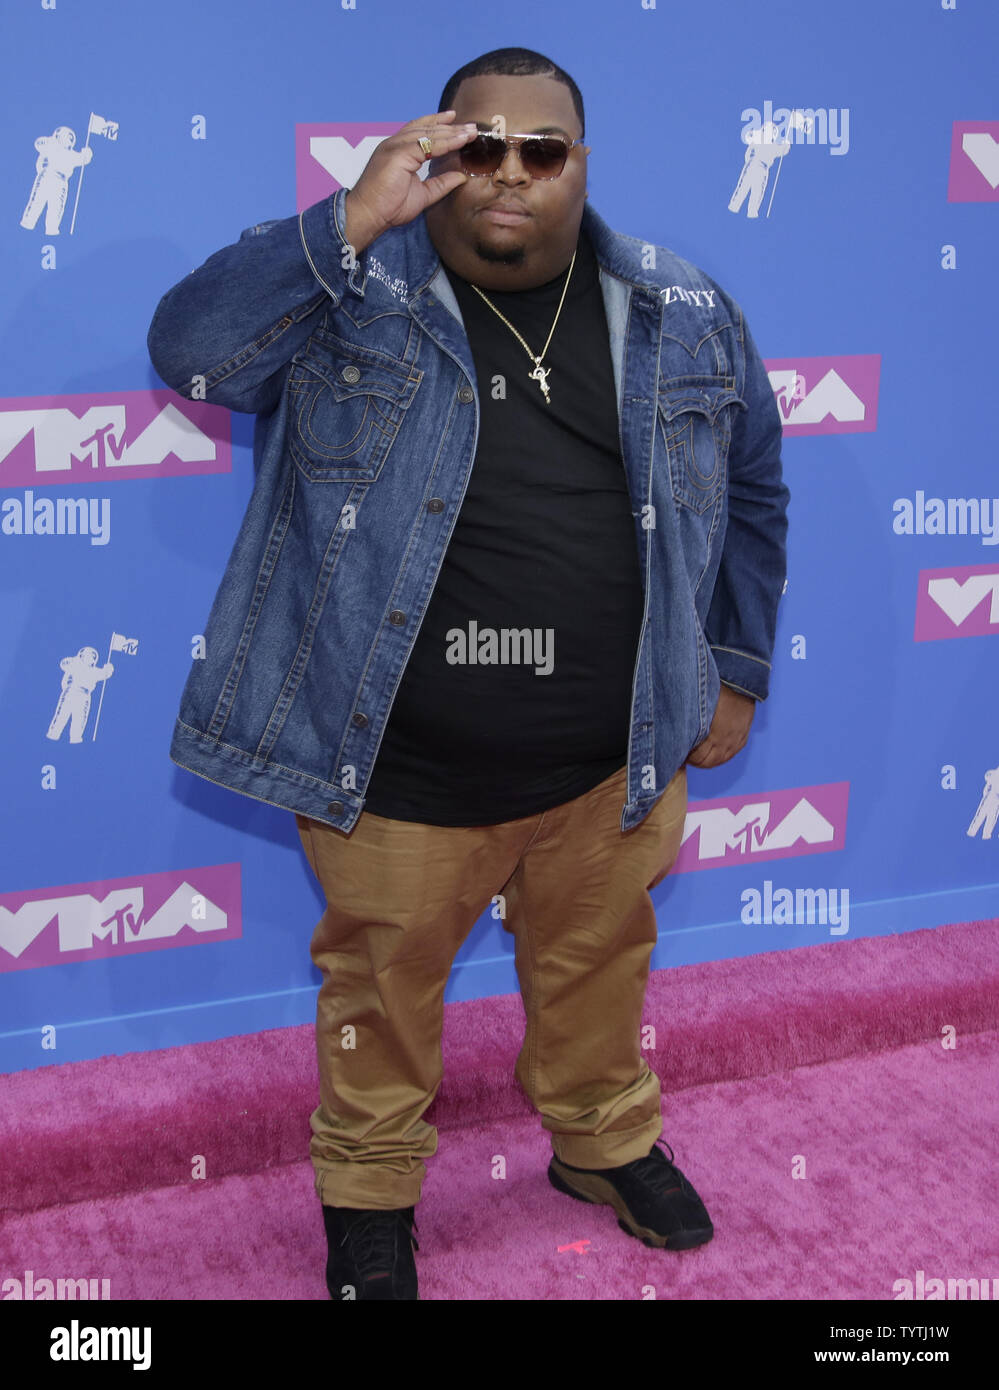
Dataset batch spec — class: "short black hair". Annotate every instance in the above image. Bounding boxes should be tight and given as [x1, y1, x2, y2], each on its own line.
[439, 47, 585, 140]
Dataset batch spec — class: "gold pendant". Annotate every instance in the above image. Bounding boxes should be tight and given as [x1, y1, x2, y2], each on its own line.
[529, 362, 551, 404]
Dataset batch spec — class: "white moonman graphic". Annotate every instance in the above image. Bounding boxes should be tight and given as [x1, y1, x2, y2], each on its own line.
[729, 111, 814, 219]
[20, 127, 92, 235]
[46, 646, 114, 744]
[967, 765, 999, 839]
[729, 122, 789, 219]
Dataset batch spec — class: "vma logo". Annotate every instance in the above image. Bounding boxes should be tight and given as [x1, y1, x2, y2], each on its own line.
[914, 563, 999, 641]
[0, 391, 231, 487]
[0, 864, 242, 973]
[948, 121, 999, 202]
[764, 355, 880, 436]
[295, 122, 423, 213]
[673, 782, 849, 873]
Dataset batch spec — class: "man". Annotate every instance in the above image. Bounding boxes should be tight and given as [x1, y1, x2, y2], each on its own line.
[147, 47, 789, 1301]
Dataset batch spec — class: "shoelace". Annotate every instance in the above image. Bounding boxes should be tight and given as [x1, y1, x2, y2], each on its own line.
[630, 1139, 700, 1201]
[340, 1210, 420, 1275]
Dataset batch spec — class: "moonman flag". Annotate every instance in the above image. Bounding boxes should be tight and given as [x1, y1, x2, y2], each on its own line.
[88, 114, 119, 140]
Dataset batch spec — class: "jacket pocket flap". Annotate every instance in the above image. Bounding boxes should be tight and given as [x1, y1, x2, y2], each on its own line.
[291, 329, 421, 408]
[658, 376, 744, 424]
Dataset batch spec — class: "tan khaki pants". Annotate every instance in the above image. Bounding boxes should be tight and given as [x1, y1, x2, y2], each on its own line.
[295, 762, 688, 1209]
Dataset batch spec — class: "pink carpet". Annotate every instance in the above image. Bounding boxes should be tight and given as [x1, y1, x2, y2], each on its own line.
[2, 921, 998, 1300]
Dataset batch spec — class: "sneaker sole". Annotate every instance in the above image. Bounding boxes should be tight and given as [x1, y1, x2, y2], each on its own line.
[326, 1264, 419, 1300]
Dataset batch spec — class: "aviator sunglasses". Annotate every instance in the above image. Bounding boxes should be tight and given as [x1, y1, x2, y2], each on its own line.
[459, 130, 585, 180]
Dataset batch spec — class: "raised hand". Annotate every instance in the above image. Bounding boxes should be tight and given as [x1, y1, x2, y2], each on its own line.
[343, 111, 479, 253]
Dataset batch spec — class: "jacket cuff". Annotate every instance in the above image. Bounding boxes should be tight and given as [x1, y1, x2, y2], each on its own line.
[298, 187, 367, 303]
[711, 645, 771, 701]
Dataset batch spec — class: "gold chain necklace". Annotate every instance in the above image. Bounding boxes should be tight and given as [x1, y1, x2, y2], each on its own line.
[466, 249, 577, 405]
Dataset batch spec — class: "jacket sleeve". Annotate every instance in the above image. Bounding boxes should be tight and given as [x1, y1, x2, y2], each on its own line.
[704, 294, 790, 702]
[146, 186, 363, 415]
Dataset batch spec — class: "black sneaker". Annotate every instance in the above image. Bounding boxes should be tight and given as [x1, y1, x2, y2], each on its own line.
[549, 1139, 713, 1250]
[322, 1204, 420, 1300]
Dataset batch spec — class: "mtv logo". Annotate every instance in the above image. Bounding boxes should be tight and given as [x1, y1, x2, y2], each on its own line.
[948, 122, 999, 202]
[764, 355, 880, 435]
[0, 391, 231, 487]
[914, 563, 999, 641]
[672, 782, 849, 873]
[296, 123, 424, 214]
[0, 864, 242, 973]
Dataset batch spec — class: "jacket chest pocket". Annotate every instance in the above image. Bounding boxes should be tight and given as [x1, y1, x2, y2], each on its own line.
[286, 329, 422, 483]
[657, 378, 744, 514]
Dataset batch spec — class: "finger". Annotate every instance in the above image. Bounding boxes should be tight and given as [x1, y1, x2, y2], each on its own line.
[387, 123, 478, 165]
[420, 129, 480, 161]
[397, 111, 461, 131]
[394, 112, 476, 142]
[420, 171, 469, 205]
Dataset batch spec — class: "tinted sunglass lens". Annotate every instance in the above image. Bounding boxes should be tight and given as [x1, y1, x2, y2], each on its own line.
[461, 135, 503, 174]
[522, 139, 567, 177]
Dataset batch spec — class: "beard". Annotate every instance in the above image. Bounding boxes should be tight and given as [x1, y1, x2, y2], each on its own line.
[472, 236, 525, 266]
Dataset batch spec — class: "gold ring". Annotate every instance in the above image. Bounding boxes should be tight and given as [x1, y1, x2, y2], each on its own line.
[419, 136, 433, 157]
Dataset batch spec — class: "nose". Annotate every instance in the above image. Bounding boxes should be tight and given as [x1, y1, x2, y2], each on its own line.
[493, 146, 531, 185]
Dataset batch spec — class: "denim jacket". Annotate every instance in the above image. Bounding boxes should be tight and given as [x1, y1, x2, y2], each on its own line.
[147, 185, 789, 833]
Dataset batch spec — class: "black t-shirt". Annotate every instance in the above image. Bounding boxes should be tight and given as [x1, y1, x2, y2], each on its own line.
[362, 227, 644, 826]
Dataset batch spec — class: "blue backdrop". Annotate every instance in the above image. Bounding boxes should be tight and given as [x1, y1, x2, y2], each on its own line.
[2, 0, 996, 1073]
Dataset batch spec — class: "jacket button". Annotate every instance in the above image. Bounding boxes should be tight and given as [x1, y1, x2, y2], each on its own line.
[351, 712, 368, 728]
[342, 365, 361, 383]
[388, 610, 406, 626]
[427, 498, 445, 513]
[458, 385, 474, 403]
[326, 801, 344, 816]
